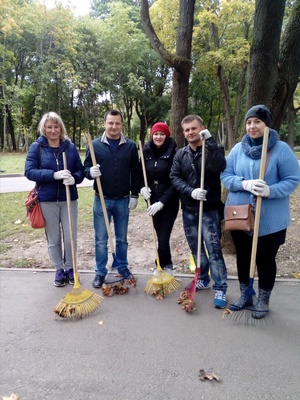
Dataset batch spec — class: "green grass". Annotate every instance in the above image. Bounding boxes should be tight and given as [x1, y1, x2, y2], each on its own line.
[0, 151, 87, 174]
[0, 187, 145, 243]
[1, 150, 299, 176]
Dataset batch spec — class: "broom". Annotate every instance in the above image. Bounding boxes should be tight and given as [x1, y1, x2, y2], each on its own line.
[138, 140, 180, 296]
[54, 153, 104, 319]
[224, 127, 271, 323]
[178, 137, 206, 312]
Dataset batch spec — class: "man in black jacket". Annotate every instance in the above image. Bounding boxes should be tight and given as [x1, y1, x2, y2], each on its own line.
[84, 110, 140, 288]
[170, 114, 228, 308]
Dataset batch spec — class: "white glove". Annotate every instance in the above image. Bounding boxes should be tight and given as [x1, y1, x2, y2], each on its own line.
[191, 188, 207, 201]
[140, 187, 151, 200]
[242, 179, 269, 196]
[199, 129, 212, 141]
[90, 164, 101, 178]
[147, 201, 164, 216]
[128, 197, 138, 211]
[54, 170, 71, 180]
[63, 175, 75, 186]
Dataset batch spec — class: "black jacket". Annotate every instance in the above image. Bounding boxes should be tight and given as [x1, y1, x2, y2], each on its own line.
[84, 133, 140, 198]
[141, 137, 179, 206]
[170, 137, 226, 211]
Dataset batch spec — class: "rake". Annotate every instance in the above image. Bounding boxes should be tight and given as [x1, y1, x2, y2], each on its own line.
[178, 137, 206, 312]
[54, 153, 104, 319]
[139, 140, 180, 297]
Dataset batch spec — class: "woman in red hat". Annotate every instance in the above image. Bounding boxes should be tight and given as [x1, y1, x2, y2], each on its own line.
[140, 122, 179, 274]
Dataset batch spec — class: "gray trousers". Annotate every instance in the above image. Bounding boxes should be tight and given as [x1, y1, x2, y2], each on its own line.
[40, 201, 78, 271]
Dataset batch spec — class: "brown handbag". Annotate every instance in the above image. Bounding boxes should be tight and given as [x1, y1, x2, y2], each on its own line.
[224, 203, 254, 231]
[224, 149, 272, 232]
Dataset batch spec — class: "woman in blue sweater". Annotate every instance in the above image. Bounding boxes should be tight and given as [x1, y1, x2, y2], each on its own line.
[221, 105, 300, 319]
[25, 112, 84, 287]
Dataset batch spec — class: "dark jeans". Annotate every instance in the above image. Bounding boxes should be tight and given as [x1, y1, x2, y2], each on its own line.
[182, 207, 227, 292]
[152, 201, 179, 268]
[231, 229, 286, 291]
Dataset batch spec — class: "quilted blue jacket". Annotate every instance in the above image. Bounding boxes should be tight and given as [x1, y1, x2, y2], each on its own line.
[25, 135, 84, 202]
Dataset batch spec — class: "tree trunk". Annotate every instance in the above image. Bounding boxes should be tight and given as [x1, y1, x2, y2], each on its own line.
[140, 0, 195, 148]
[6, 105, 17, 151]
[270, 0, 300, 131]
[247, 0, 285, 108]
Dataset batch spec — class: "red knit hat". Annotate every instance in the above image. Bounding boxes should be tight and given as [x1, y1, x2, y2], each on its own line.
[151, 122, 171, 137]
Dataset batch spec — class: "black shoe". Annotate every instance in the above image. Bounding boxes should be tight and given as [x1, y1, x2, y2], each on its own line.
[54, 269, 66, 287]
[65, 268, 74, 285]
[93, 275, 105, 288]
[119, 268, 132, 280]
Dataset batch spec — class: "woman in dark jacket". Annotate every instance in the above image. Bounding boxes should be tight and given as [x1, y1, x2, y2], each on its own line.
[25, 112, 84, 287]
[140, 122, 179, 273]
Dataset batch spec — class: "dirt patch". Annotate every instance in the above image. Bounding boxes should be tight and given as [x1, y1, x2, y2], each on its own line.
[1, 186, 299, 279]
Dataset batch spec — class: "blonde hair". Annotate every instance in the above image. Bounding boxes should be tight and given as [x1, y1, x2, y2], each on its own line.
[38, 112, 67, 140]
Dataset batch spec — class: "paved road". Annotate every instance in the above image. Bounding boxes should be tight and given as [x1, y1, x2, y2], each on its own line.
[0, 174, 93, 193]
[0, 270, 300, 400]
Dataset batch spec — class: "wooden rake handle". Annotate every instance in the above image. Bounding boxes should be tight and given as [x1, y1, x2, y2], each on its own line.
[86, 134, 115, 255]
[196, 137, 206, 276]
[63, 152, 80, 287]
[138, 140, 162, 270]
[249, 127, 269, 279]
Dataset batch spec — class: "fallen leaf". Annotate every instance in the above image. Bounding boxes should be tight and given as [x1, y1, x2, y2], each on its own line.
[293, 272, 300, 279]
[2, 394, 20, 400]
[199, 368, 221, 382]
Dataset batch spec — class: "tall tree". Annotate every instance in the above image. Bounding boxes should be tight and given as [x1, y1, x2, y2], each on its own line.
[247, 0, 300, 132]
[141, 0, 195, 147]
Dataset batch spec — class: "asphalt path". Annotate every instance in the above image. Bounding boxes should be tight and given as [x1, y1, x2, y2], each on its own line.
[0, 174, 93, 193]
[0, 270, 300, 400]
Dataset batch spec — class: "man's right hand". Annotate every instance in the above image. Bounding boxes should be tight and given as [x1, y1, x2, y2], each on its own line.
[90, 164, 101, 178]
[191, 188, 207, 201]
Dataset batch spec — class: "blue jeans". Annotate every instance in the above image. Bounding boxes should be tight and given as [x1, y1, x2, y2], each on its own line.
[182, 207, 227, 292]
[93, 195, 129, 276]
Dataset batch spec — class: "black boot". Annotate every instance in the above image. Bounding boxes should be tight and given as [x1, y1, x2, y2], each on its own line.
[93, 275, 106, 289]
[229, 283, 253, 311]
[252, 288, 271, 319]
[118, 267, 133, 280]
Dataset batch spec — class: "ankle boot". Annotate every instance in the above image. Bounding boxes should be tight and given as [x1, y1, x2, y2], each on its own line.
[252, 288, 271, 319]
[229, 283, 253, 311]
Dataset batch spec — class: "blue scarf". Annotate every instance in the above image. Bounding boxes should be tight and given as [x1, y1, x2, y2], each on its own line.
[241, 128, 278, 159]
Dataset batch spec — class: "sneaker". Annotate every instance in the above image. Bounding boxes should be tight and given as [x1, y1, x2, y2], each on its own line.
[54, 269, 66, 287]
[196, 279, 210, 291]
[214, 290, 227, 309]
[93, 275, 106, 289]
[65, 268, 74, 284]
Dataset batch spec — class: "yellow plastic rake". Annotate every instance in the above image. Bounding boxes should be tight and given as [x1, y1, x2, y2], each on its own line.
[54, 153, 104, 319]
